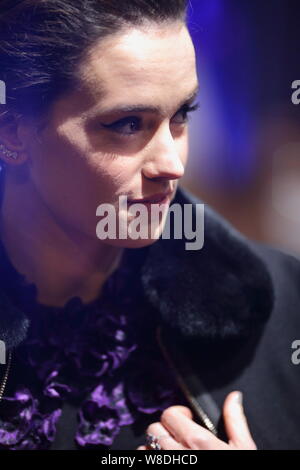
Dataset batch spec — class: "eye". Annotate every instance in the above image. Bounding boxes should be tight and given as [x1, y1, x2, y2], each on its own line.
[101, 116, 142, 136]
[171, 102, 200, 125]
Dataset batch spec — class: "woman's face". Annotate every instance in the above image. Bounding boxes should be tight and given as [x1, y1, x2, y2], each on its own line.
[24, 21, 199, 248]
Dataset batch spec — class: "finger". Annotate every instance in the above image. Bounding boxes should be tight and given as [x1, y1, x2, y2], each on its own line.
[146, 421, 187, 450]
[160, 406, 228, 450]
[137, 446, 147, 450]
[223, 391, 257, 450]
[166, 405, 194, 420]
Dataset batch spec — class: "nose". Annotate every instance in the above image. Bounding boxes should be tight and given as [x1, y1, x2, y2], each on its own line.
[142, 123, 186, 181]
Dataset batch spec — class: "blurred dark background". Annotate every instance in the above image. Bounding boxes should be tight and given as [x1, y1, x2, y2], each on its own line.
[183, 0, 300, 255]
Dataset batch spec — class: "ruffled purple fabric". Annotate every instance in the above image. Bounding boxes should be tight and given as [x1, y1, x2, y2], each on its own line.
[0, 248, 186, 450]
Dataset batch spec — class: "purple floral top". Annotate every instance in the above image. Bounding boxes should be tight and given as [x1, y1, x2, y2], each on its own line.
[0, 244, 187, 450]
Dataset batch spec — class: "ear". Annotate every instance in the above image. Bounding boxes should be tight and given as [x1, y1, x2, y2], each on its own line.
[0, 110, 31, 167]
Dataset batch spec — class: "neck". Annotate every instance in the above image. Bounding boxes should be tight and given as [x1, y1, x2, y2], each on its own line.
[0, 175, 124, 308]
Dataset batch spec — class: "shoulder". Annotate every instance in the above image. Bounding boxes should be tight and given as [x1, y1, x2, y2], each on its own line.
[247, 240, 300, 328]
[180, 184, 300, 293]
[249, 239, 300, 287]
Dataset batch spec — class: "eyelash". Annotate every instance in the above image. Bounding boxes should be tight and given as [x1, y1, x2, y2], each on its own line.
[101, 102, 200, 137]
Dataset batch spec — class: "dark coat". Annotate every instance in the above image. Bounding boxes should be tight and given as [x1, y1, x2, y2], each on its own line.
[1, 186, 300, 450]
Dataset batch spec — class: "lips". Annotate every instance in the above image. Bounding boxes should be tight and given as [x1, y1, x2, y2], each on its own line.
[128, 191, 172, 204]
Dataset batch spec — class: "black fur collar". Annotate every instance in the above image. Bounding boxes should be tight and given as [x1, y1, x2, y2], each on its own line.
[0, 186, 274, 351]
[140, 186, 274, 345]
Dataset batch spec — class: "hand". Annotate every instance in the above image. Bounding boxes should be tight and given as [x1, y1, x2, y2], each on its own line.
[137, 391, 257, 450]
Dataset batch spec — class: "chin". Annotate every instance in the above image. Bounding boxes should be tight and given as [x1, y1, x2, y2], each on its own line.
[102, 233, 163, 249]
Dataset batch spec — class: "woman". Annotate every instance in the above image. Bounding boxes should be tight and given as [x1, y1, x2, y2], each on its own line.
[0, 0, 299, 451]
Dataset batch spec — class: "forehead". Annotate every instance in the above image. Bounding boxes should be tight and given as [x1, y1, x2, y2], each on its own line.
[78, 22, 197, 106]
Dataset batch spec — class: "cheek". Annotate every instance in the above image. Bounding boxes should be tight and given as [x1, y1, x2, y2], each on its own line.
[28, 125, 140, 236]
[177, 134, 189, 168]
[44, 123, 138, 201]
[31, 130, 93, 202]
[28, 129, 99, 231]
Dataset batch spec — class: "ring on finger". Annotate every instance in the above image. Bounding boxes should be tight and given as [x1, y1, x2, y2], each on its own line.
[145, 432, 171, 450]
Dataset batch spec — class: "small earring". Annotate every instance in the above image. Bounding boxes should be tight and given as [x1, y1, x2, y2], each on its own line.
[0, 143, 18, 160]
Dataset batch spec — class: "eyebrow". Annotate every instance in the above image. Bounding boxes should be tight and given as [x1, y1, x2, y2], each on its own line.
[98, 84, 200, 116]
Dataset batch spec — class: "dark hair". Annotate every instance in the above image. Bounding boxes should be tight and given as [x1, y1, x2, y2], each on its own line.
[0, 0, 187, 119]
